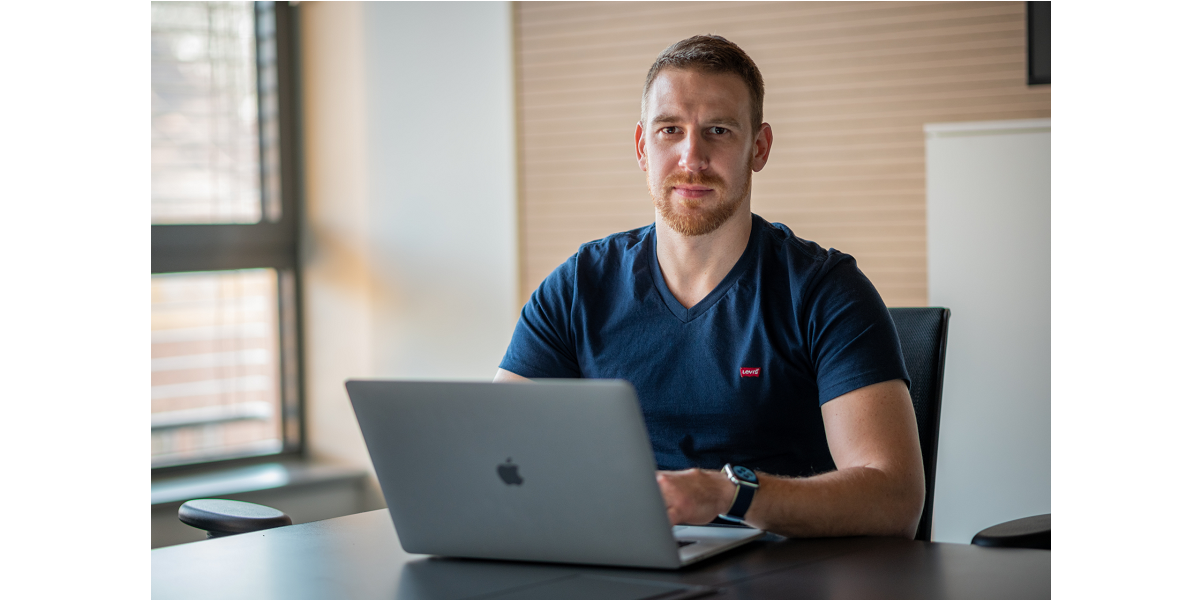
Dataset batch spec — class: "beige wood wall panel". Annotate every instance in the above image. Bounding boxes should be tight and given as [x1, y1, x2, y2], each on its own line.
[514, 1, 1049, 307]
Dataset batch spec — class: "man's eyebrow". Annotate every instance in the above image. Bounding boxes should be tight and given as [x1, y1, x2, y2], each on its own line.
[708, 116, 743, 129]
[650, 114, 683, 125]
[649, 114, 743, 129]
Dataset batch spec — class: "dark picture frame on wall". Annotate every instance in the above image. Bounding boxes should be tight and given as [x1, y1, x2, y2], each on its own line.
[1027, 1, 1051, 85]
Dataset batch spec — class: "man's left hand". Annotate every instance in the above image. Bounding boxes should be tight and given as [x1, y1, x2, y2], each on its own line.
[656, 468, 737, 525]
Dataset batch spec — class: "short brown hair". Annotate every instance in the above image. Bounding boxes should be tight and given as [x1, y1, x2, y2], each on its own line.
[641, 35, 765, 132]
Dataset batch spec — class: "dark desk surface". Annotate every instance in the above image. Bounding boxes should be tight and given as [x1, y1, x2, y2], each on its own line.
[152, 509, 1049, 600]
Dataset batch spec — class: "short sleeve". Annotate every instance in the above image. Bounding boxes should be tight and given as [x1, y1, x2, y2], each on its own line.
[499, 255, 582, 378]
[802, 255, 910, 405]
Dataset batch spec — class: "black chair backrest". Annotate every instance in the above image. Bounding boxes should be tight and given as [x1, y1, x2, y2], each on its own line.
[887, 307, 951, 542]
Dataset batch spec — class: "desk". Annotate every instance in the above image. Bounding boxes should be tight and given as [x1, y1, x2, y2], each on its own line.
[152, 509, 1049, 599]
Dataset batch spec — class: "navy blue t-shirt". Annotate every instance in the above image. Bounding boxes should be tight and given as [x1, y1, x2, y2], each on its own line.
[499, 213, 908, 478]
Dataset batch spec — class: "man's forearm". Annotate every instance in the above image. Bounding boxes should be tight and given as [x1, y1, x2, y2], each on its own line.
[656, 459, 924, 539]
[745, 466, 923, 539]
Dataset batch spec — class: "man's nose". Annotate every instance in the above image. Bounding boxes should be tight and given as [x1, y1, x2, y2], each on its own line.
[677, 135, 708, 172]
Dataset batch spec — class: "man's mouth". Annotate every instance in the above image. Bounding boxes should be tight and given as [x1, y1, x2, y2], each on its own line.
[672, 185, 715, 199]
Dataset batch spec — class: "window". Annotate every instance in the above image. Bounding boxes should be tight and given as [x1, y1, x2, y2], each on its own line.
[151, 1, 303, 469]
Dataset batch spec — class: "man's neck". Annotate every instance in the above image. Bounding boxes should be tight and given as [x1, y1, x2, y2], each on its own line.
[654, 205, 753, 309]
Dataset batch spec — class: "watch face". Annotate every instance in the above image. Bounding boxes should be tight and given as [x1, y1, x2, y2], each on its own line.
[732, 465, 757, 483]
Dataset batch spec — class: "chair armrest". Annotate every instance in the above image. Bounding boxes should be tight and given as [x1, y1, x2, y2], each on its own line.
[971, 513, 1050, 550]
[179, 499, 292, 538]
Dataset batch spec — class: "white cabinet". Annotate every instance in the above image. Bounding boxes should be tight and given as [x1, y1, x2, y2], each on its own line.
[925, 119, 1051, 543]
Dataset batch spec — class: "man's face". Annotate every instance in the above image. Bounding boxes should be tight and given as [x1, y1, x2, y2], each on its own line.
[636, 68, 771, 237]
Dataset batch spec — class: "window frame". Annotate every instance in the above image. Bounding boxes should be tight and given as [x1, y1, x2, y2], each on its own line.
[151, 1, 306, 473]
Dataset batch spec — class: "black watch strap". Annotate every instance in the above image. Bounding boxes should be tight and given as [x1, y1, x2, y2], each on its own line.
[720, 464, 759, 523]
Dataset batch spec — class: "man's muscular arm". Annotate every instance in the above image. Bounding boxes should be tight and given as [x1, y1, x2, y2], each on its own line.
[656, 379, 925, 539]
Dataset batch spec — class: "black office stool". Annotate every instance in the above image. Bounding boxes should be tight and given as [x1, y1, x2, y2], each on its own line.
[971, 514, 1050, 550]
[179, 499, 293, 539]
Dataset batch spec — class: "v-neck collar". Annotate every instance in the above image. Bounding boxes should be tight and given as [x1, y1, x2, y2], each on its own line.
[648, 214, 761, 324]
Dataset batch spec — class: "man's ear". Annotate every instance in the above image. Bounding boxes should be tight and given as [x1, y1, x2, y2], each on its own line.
[751, 123, 774, 172]
[635, 121, 648, 172]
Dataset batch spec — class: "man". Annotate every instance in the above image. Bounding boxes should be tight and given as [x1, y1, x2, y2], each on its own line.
[495, 35, 925, 539]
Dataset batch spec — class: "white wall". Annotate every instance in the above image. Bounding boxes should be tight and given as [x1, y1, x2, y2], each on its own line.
[300, 2, 518, 473]
[925, 119, 1051, 543]
[362, 2, 520, 379]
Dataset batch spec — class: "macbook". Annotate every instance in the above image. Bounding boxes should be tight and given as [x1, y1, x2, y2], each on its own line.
[345, 379, 764, 569]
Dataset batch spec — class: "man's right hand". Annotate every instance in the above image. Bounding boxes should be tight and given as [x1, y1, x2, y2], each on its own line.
[656, 469, 737, 526]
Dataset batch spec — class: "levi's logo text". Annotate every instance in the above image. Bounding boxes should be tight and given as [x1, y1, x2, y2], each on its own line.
[740, 368, 761, 377]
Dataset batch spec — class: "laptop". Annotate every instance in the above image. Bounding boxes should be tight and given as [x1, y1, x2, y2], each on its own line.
[345, 379, 765, 569]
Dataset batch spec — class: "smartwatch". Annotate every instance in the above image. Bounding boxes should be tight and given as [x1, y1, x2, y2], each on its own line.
[719, 464, 759, 523]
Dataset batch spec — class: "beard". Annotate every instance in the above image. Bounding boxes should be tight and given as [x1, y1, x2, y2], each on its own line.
[650, 166, 751, 237]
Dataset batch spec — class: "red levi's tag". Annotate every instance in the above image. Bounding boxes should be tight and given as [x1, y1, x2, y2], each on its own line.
[740, 368, 760, 377]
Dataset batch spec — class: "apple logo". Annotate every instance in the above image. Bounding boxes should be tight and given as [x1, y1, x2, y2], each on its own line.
[497, 458, 523, 485]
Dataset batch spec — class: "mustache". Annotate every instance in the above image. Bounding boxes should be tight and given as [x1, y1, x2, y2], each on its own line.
[663, 171, 725, 189]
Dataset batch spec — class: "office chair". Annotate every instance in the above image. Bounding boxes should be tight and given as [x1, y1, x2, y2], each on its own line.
[971, 513, 1051, 550]
[178, 498, 292, 539]
[887, 307, 951, 542]
[890, 307, 1050, 550]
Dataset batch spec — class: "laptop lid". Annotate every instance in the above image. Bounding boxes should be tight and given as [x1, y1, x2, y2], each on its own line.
[346, 379, 745, 569]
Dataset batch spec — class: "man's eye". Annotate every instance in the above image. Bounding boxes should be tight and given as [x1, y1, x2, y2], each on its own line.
[710, 127, 728, 135]
[661, 127, 679, 134]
